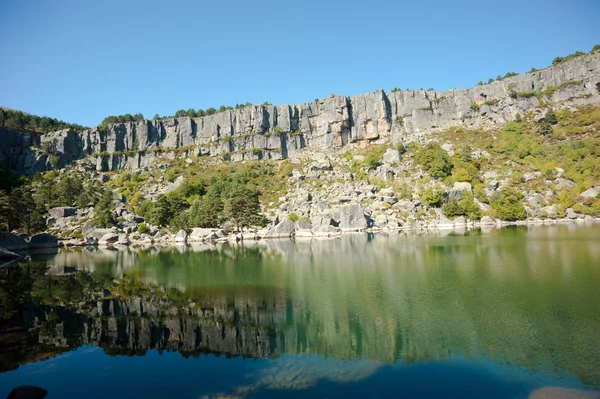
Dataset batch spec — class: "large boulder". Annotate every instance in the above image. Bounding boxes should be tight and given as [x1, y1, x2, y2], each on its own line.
[49, 207, 77, 218]
[338, 204, 368, 231]
[480, 216, 496, 225]
[266, 218, 296, 238]
[295, 219, 312, 230]
[453, 182, 473, 193]
[29, 233, 59, 249]
[175, 229, 188, 243]
[579, 186, 599, 200]
[0, 232, 28, 251]
[382, 148, 401, 164]
[87, 228, 118, 240]
[189, 228, 212, 241]
[98, 233, 119, 246]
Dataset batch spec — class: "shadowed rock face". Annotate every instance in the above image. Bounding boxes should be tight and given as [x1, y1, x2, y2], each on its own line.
[2, 54, 600, 174]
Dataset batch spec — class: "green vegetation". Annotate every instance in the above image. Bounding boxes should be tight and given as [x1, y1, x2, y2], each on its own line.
[137, 222, 149, 234]
[414, 142, 453, 179]
[552, 51, 587, 66]
[99, 113, 144, 130]
[92, 189, 116, 227]
[470, 102, 480, 112]
[0, 108, 88, 133]
[483, 99, 499, 106]
[364, 145, 388, 170]
[490, 188, 526, 221]
[421, 186, 444, 207]
[395, 116, 404, 126]
[288, 212, 299, 222]
[442, 192, 482, 220]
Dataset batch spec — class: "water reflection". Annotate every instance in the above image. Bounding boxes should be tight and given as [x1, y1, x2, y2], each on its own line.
[1, 225, 599, 392]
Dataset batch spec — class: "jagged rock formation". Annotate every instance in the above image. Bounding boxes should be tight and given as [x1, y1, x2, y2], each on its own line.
[2, 54, 600, 175]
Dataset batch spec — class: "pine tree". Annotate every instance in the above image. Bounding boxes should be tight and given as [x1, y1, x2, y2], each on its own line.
[92, 189, 115, 228]
[224, 184, 262, 233]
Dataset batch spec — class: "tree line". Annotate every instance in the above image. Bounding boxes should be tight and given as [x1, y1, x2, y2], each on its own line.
[0, 109, 88, 134]
[134, 175, 267, 233]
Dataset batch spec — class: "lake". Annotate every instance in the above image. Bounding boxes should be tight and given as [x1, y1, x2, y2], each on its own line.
[1, 224, 599, 398]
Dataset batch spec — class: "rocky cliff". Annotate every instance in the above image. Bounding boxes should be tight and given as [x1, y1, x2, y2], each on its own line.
[2, 53, 600, 175]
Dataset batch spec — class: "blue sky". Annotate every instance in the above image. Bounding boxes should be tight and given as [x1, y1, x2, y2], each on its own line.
[0, 0, 598, 127]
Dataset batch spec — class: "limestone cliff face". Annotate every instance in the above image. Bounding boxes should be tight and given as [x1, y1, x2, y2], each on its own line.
[2, 54, 600, 174]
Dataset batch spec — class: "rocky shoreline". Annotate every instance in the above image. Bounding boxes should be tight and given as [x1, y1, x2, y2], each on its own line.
[1, 217, 598, 260]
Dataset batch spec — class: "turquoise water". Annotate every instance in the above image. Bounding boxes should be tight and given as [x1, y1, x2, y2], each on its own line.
[1, 224, 599, 398]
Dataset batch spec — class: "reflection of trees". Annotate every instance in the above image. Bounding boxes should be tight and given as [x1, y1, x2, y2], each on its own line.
[1, 225, 599, 387]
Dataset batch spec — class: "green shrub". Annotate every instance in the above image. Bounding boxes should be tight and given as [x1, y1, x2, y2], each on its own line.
[288, 212, 299, 222]
[273, 125, 283, 135]
[252, 148, 261, 155]
[545, 109, 558, 125]
[421, 186, 444, 207]
[470, 103, 480, 111]
[415, 143, 453, 179]
[540, 121, 553, 135]
[442, 192, 482, 220]
[490, 188, 526, 221]
[364, 145, 387, 170]
[137, 222, 149, 234]
[395, 116, 404, 126]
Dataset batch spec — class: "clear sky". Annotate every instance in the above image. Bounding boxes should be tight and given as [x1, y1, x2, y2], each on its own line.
[0, 0, 598, 127]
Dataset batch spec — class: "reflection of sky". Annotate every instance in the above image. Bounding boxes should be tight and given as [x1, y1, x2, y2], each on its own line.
[0, 347, 593, 399]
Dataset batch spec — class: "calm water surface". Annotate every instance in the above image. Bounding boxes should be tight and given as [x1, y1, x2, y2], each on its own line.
[1, 224, 599, 398]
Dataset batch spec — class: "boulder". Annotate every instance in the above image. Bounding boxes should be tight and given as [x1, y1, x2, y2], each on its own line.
[49, 207, 77, 218]
[98, 233, 119, 245]
[453, 216, 467, 226]
[295, 219, 312, 230]
[453, 182, 473, 193]
[579, 186, 599, 200]
[115, 235, 131, 245]
[311, 159, 332, 171]
[566, 208, 578, 219]
[0, 232, 28, 251]
[29, 233, 59, 249]
[267, 219, 296, 238]
[437, 216, 454, 228]
[84, 236, 98, 245]
[175, 229, 188, 243]
[82, 221, 93, 235]
[338, 204, 368, 231]
[189, 228, 213, 240]
[480, 216, 496, 225]
[555, 178, 576, 191]
[0, 247, 20, 260]
[382, 148, 401, 164]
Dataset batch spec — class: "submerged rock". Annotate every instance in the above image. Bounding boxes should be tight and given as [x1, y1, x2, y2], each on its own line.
[0, 247, 20, 260]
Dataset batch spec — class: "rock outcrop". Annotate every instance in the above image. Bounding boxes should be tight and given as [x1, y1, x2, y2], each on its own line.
[2, 54, 600, 175]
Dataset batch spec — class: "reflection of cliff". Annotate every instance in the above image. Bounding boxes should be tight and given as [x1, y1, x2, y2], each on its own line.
[2, 225, 600, 386]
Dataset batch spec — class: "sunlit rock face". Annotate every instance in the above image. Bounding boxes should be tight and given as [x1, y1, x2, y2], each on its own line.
[2, 54, 600, 174]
